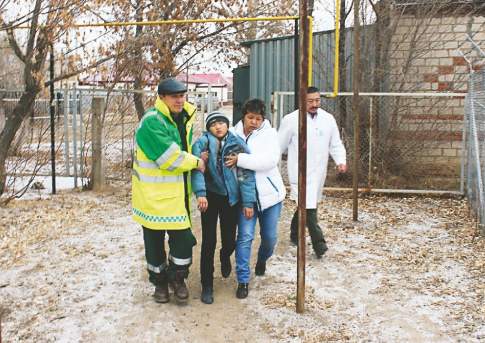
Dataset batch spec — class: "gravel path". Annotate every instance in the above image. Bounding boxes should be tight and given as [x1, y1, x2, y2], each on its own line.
[0, 186, 483, 342]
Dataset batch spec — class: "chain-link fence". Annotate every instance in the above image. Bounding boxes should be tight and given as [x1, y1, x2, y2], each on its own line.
[1, 88, 215, 196]
[2, 87, 471, 198]
[465, 71, 485, 234]
[273, 91, 466, 192]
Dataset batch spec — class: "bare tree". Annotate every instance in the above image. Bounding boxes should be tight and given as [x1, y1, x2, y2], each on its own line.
[109, 0, 297, 119]
[0, 0, 117, 197]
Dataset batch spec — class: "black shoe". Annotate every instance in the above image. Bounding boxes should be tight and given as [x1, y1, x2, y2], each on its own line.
[236, 283, 249, 299]
[255, 260, 266, 276]
[220, 252, 231, 278]
[314, 240, 329, 258]
[201, 286, 214, 304]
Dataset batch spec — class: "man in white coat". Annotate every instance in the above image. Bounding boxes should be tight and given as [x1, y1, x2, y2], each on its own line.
[278, 86, 347, 257]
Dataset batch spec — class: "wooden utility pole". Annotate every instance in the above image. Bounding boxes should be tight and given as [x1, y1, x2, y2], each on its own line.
[296, 0, 310, 314]
[352, 0, 361, 221]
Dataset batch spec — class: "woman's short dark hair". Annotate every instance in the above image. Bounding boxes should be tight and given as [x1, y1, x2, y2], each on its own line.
[242, 98, 266, 117]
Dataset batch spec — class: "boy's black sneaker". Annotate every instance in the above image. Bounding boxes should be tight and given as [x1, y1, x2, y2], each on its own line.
[236, 283, 249, 299]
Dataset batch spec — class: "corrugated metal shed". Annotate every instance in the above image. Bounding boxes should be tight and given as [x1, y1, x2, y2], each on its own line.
[241, 28, 358, 120]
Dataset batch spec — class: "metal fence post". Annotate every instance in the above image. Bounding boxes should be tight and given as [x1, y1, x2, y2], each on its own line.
[280, 93, 285, 128]
[460, 93, 469, 195]
[201, 95, 206, 117]
[468, 75, 485, 234]
[207, 85, 213, 113]
[63, 88, 70, 176]
[72, 88, 78, 188]
[79, 89, 84, 181]
[368, 97, 373, 189]
[121, 108, 125, 180]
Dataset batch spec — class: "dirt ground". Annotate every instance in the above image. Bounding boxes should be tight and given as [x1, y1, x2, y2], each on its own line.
[0, 184, 484, 342]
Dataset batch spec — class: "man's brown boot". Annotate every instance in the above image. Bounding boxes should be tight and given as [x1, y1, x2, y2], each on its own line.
[169, 270, 189, 302]
[152, 271, 169, 303]
[153, 283, 169, 303]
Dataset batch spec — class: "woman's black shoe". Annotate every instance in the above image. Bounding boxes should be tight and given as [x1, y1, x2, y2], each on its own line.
[255, 260, 266, 276]
[236, 283, 249, 299]
[201, 286, 214, 304]
[220, 252, 232, 278]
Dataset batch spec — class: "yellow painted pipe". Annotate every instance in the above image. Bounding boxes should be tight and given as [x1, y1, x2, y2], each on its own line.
[16, 16, 299, 29]
[308, 16, 313, 86]
[327, 0, 341, 98]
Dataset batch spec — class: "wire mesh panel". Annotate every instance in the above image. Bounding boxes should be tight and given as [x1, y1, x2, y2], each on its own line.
[1, 88, 210, 196]
[74, 88, 207, 184]
[465, 71, 485, 233]
[274, 91, 466, 192]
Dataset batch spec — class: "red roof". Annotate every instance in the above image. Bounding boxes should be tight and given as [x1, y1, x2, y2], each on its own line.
[176, 73, 232, 87]
[78, 73, 158, 86]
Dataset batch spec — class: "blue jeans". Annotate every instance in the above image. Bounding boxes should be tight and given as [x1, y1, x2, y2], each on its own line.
[235, 201, 283, 283]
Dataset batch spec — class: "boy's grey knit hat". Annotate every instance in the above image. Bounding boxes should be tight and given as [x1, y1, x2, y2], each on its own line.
[205, 111, 230, 130]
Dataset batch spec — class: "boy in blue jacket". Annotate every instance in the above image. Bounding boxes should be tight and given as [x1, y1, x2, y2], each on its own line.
[192, 111, 256, 304]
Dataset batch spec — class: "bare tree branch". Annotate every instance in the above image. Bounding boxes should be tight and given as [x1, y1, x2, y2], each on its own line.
[44, 54, 117, 86]
[25, 0, 43, 61]
[6, 28, 26, 63]
[171, 21, 240, 56]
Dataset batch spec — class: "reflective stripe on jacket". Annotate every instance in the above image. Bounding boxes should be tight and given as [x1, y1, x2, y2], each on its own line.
[132, 97, 198, 230]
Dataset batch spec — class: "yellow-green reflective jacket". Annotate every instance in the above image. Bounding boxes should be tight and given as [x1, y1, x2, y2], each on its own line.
[132, 97, 198, 230]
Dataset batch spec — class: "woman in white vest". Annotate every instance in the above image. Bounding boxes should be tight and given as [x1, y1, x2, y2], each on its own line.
[278, 86, 347, 257]
[225, 98, 286, 299]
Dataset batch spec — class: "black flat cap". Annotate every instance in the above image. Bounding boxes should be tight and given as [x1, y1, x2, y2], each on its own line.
[157, 78, 187, 95]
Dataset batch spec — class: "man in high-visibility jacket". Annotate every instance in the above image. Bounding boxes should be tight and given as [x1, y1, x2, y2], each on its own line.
[132, 78, 206, 303]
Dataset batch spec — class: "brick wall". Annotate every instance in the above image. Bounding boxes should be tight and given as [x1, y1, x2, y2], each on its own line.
[387, 12, 485, 182]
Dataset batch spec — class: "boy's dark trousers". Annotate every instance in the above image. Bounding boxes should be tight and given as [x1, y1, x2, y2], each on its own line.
[200, 190, 239, 287]
[290, 208, 327, 255]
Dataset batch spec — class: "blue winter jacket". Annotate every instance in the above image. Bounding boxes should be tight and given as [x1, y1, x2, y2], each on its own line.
[191, 131, 256, 208]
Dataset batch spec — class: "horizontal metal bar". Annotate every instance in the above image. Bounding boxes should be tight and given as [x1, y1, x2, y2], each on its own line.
[274, 91, 467, 98]
[15, 16, 300, 29]
[324, 187, 464, 197]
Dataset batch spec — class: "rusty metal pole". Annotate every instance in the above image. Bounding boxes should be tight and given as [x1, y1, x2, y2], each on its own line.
[352, 0, 361, 221]
[296, 0, 309, 314]
[294, 19, 299, 110]
[49, 43, 57, 194]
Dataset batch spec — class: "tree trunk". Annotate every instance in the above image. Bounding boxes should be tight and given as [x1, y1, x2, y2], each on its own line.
[133, 1, 146, 120]
[89, 97, 106, 191]
[134, 76, 145, 120]
[0, 89, 38, 195]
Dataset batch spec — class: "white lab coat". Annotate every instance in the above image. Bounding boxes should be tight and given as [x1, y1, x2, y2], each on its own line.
[278, 108, 346, 209]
